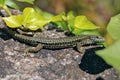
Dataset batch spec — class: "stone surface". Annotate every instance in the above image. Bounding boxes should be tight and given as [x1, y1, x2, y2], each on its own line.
[0, 12, 119, 80]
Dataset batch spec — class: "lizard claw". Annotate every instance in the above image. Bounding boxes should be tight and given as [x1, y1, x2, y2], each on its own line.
[13, 48, 29, 55]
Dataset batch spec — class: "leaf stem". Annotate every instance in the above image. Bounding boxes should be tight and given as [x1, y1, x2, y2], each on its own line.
[3, 4, 12, 16]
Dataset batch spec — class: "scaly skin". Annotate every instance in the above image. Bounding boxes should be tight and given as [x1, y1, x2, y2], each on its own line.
[1, 27, 105, 52]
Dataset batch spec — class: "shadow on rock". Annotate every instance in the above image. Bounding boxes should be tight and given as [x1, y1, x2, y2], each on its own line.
[79, 47, 112, 74]
[0, 30, 11, 40]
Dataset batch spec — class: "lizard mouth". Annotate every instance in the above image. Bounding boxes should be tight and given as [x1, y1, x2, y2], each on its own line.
[90, 36, 105, 43]
[82, 43, 105, 49]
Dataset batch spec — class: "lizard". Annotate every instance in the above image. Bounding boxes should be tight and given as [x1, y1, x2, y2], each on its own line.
[0, 26, 105, 53]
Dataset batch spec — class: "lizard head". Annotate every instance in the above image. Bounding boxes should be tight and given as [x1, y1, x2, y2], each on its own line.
[89, 35, 105, 43]
[80, 35, 105, 48]
[81, 35, 105, 45]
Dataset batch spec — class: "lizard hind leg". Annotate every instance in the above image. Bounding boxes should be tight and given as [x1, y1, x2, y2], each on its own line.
[24, 44, 43, 53]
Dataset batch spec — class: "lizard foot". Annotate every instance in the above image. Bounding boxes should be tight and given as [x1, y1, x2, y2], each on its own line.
[14, 44, 43, 54]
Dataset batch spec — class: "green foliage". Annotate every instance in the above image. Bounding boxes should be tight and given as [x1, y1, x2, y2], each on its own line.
[50, 13, 68, 30]
[74, 16, 99, 30]
[34, 7, 54, 19]
[51, 13, 65, 22]
[3, 7, 50, 30]
[2, 14, 23, 28]
[96, 14, 120, 73]
[66, 11, 75, 31]
[97, 40, 120, 72]
[0, 0, 35, 16]
[0, 0, 19, 9]
[3, 7, 99, 35]
[0, 0, 5, 4]
[17, 0, 35, 4]
[72, 29, 99, 35]
[0, 0, 13, 16]
[50, 12, 99, 35]
[107, 14, 120, 40]
[72, 16, 99, 35]
[4, 0, 19, 9]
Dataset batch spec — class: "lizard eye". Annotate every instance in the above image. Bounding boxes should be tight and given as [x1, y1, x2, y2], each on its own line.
[89, 35, 105, 43]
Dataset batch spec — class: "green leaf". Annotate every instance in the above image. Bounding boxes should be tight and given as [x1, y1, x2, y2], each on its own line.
[96, 40, 120, 72]
[3, 7, 49, 30]
[40, 12, 53, 19]
[67, 11, 75, 20]
[107, 14, 120, 40]
[74, 16, 99, 30]
[50, 13, 67, 30]
[23, 7, 50, 30]
[72, 29, 83, 35]
[67, 19, 75, 31]
[22, 7, 49, 30]
[5, 0, 19, 9]
[22, 7, 36, 23]
[23, 7, 42, 23]
[0, 0, 5, 7]
[72, 29, 99, 35]
[34, 7, 53, 19]
[0, 0, 5, 5]
[2, 14, 23, 28]
[67, 11, 75, 31]
[17, 0, 35, 4]
[28, 20, 50, 30]
[80, 30, 100, 35]
[51, 13, 65, 22]
[55, 21, 68, 30]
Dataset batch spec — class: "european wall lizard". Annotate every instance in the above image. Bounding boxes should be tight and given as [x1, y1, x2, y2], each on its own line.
[1, 26, 105, 53]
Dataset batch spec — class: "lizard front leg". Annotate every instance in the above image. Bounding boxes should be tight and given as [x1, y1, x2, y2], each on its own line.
[24, 43, 43, 53]
[76, 42, 85, 53]
[14, 43, 43, 53]
[17, 29, 34, 36]
[76, 42, 104, 53]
